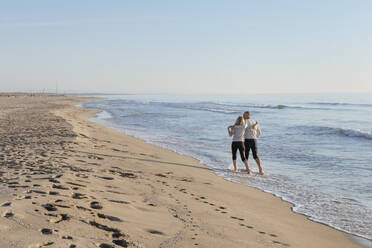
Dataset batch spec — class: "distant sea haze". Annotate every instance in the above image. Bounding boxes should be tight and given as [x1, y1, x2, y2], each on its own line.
[82, 93, 372, 241]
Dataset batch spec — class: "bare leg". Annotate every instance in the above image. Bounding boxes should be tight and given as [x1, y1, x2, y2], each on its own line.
[233, 160, 237, 171]
[255, 157, 263, 175]
[244, 160, 251, 174]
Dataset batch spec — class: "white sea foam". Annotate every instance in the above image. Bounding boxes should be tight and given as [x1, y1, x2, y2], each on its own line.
[309, 102, 372, 107]
[296, 125, 372, 140]
[342, 128, 372, 139]
[96, 110, 113, 119]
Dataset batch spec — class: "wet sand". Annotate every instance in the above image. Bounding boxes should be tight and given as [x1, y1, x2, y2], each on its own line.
[0, 95, 364, 248]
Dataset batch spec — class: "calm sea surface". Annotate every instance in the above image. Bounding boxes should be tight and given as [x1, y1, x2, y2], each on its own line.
[82, 93, 372, 241]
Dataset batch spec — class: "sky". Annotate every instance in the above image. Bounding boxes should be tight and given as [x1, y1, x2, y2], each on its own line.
[0, 0, 371, 94]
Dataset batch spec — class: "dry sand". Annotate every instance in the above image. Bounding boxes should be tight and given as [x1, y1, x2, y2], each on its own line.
[0, 95, 364, 248]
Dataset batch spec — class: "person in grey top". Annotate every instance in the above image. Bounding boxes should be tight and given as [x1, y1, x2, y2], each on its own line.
[227, 116, 251, 173]
[243, 111, 263, 175]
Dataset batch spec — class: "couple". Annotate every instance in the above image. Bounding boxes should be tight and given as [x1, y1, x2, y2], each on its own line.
[227, 111, 263, 175]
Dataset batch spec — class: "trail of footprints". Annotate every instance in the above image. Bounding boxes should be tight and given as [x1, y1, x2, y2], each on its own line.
[152, 172, 291, 247]
[2, 151, 290, 247]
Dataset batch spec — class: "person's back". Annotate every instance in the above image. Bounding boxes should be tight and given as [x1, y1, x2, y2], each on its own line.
[244, 119, 261, 140]
[232, 124, 246, 142]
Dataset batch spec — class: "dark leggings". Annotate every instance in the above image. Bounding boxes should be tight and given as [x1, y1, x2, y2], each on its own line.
[231, 141, 246, 161]
[244, 139, 259, 159]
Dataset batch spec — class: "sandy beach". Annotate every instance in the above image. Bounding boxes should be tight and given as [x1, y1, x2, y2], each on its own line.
[0, 95, 364, 248]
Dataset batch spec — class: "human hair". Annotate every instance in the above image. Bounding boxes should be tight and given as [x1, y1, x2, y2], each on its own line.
[234, 116, 245, 126]
[244, 111, 250, 115]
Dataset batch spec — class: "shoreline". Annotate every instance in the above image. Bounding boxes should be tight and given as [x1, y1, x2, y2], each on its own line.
[79, 97, 369, 247]
[82, 98, 372, 246]
[0, 95, 366, 247]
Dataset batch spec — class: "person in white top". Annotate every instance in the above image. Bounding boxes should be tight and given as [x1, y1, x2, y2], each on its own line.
[243, 111, 263, 175]
[227, 116, 251, 173]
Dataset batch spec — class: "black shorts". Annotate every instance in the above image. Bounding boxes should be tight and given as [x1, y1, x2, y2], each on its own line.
[244, 139, 259, 159]
[231, 141, 246, 161]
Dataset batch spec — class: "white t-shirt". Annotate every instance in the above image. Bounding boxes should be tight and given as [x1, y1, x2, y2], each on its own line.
[232, 125, 246, 142]
[244, 119, 261, 139]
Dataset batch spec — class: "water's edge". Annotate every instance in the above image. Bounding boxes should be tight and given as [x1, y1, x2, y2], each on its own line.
[77, 100, 371, 247]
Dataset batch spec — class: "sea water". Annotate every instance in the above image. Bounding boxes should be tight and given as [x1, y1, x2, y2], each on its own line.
[82, 93, 372, 241]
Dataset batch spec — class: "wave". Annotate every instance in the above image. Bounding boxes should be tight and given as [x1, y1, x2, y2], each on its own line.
[88, 99, 341, 117]
[158, 101, 340, 111]
[242, 104, 288, 109]
[204, 101, 289, 109]
[341, 128, 372, 139]
[153, 102, 242, 114]
[102, 99, 292, 111]
[182, 102, 339, 111]
[196, 108, 241, 114]
[297, 125, 372, 140]
[308, 102, 372, 107]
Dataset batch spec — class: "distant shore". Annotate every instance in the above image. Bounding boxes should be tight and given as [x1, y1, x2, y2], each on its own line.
[0, 95, 364, 247]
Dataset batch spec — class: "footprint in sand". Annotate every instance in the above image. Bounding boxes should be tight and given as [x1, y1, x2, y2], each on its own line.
[231, 216, 244, 221]
[50, 214, 69, 223]
[98, 176, 114, 180]
[76, 205, 94, 213]
[99, 244, 114, 248]
[97, 213, 122, 222]
[40, 228, 53, 235]
[112, 239, 129, 247]
[1, 201, 11, 207]
[71, 192, 86, 199]
[90, 201, 103, 209]
[66, 181, 86, 187]
[42, 203, 57, 211]
[2, 210, 14, 218]
[108, 199, 129, 205]
[49, 178, 60, 183]
[155, 173, 167, 178]
[52, 184, 69, 190]
[147, 229, 165, 235]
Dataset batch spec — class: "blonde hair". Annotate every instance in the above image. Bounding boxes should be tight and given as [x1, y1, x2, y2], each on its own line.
[234, 116, 245, 126]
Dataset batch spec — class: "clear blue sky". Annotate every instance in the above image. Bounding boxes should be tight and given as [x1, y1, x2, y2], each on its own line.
[1, 0, 371, 94]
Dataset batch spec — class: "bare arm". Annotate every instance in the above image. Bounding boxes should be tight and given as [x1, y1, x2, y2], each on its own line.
[251, 121, 259, 130]
[227, 125, 234, 136]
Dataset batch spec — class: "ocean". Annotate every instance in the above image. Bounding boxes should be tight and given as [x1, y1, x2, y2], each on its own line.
[81, 93, 372, 242]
